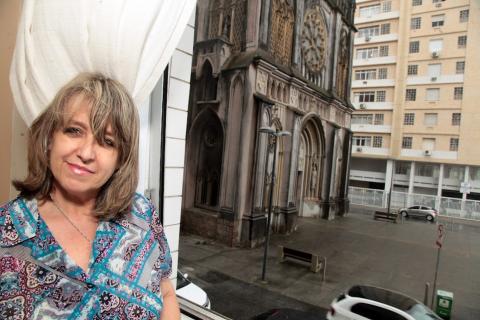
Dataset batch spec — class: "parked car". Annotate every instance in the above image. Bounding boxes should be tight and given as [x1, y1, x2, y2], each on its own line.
[327, 285, 442, 320]
[399, 205, 437, 222]
[176, 271, 211, 309]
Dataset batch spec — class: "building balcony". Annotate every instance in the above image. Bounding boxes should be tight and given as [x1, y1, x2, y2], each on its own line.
[351, 124, 391, 133]
[352, 101, 393, 110]
[355, 11, 400, 24]
[353, 56, 396, 67]
[406, 74, 464, 85]
[354, 33, 399, 45]
[351, 79, 395, 88]
[352, 146, 390, 156]
[350, 169, 387, 183]
[400, 149, 458, 160]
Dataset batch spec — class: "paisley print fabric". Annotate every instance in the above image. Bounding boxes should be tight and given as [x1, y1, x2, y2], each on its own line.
[0, 194, 172, 319]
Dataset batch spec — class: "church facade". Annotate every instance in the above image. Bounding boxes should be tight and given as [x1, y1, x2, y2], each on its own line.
[182, 0, 356, 247]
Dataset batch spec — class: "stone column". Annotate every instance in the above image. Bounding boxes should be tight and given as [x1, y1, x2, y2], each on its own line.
[436, 164, 444, 211]
[407, 162, 416, 207]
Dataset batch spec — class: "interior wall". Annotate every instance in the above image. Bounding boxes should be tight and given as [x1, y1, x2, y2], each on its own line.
[0, 1, 23, 203]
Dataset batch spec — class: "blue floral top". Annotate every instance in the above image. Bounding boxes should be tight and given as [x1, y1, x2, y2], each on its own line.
[0, 193, 172, 319]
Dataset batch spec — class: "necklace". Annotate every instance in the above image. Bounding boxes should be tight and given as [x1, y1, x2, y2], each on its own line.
[50, 194, 94, 244]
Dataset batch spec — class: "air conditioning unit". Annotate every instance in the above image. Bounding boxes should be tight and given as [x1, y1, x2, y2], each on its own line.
[435, 3, 442, 8]
[363, 80, 368, 84]
[365, 36, 371, 42]
[424, 150, 432, 156]
[431, 51, 439, 58]
[431, 76, 437, 82]
[356, 147, 363, 152]
[359, 103, 367, 109]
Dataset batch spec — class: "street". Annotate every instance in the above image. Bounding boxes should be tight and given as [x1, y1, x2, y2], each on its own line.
[179, 208, 480, 319]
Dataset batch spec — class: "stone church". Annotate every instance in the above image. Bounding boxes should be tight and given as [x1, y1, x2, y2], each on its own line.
[182, 0, 356, 247]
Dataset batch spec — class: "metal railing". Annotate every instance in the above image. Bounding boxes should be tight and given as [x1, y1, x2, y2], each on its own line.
[348, 186, 480, 221]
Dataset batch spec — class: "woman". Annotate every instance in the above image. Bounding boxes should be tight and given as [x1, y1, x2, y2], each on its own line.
[0, 73, 180, 319]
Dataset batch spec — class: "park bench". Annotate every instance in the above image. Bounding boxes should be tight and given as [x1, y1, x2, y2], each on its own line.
[374, 210, 398, 223]
[279, 246, 326, 280]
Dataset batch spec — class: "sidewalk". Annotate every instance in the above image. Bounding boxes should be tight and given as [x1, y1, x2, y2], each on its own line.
[179, 211, 480, 320]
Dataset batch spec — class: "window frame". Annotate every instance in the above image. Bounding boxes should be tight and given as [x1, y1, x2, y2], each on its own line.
[424, 113, 438, 126]
[405, 89, 417, 101]
[411, 17, 422, 30]
[459, 9, 469, 23]
[426, 88, 440, 101]
[454, 87, 463, 100]
[456, 61, 465, 74]
[404, 113, 415, 125]
[450, 138, 459, 151]
[409, 41, 420, 53]
[431, 14, 445, 28]
[407, 65, 418, 76]
[373, 136, 383, 148]
[402, 137, 413, 149]
[458, 35, 467, 48]
[452, 113, 461, 126]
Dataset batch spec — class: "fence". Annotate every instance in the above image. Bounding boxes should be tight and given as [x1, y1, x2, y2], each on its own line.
[349, 186, 480, 221]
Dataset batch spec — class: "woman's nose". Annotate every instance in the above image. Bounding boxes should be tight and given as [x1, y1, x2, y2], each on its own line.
[77, 136, 96, 162]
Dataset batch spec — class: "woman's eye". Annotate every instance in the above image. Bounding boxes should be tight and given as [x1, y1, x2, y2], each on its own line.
[104, 138, 116, 148]
[64, 127, 82, 135]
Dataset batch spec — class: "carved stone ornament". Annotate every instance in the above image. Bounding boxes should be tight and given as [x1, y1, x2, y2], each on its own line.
[256, 70, 269, 95]
[289, 87, 298, 107]
[301, 6, 328, 74]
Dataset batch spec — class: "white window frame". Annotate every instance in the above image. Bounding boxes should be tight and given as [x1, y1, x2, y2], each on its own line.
[409, 41, 420, 53]
[351, 114, 373, 125]
[408, 65, 418, 75]
[374, 113, 384, 125]
[431, 14, 445, 28]
[359, 4, 381, 18]
[429, 39, 443, 53]
[373, 136, 383, 148]
[456, 61, 465, 74]
[460, 10, 469, 23]
[411, 17, 422, 30]
[353, 136, 372, 147]
[428, 64, 441, 77]
[358, 26, 380, 38]
[355, 69, 377, 80]
[454, 87, 463, 100]
[402, 137, 413, 149]
[354, 91, 376, 103]
[356, 47, 379, 60]
[424, 113, 438, 126]
[458, 35, 467, 48]
[376, 90, 386, 102]
[426, 88, 440, 101]
[452, 113, 461, 126]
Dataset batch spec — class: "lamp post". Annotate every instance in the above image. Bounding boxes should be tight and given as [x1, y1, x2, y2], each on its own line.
[258, 127, 291, 282]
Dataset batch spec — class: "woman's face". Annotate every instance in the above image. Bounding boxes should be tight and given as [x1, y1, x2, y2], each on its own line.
[49, 94, 119, 200]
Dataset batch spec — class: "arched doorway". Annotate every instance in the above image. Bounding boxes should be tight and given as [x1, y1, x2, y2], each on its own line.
[296, 117, 324, 217]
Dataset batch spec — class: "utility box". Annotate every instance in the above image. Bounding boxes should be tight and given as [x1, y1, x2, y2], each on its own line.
[435, 290, 453, 320]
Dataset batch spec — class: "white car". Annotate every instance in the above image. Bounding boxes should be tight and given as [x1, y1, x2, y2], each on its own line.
[176, 271, 211, 309]
[327, 285, 442, 320]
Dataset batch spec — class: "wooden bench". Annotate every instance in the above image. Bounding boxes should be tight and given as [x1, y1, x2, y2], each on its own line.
[374, 210, 398, 223]
[279, 246, 326, 279]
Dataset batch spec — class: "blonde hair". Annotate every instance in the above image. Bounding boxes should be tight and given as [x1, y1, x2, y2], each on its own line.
[14, 72, 139, 219]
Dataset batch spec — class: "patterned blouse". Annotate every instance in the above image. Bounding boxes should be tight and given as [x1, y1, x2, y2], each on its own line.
[0, 193, 172, 319]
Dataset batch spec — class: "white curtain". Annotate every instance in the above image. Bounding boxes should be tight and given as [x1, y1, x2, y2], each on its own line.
[10, 0, 196, 125]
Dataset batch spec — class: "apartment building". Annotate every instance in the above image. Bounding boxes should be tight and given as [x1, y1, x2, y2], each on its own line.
[350, 0, 480, 212]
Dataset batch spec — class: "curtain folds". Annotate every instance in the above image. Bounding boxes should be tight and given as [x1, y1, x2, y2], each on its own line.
[10, 0, 196, 125]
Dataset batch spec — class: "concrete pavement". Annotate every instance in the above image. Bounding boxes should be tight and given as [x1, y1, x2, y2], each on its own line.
[179, 208, 480, 319]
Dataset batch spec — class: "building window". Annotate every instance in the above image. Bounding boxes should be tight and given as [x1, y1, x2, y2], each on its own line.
[376, 90, 386, 102]
[429, 39, 443, 53]
[406, 89, 417, 101]
[355, 69, 376, 80]
[416, 163, 435, 177]
[428, 64, 441, 77]
[454, 87, 463, 100]
[452, 113, 461, 126]
[458, 35, 467, 48]
[374, 113, 384, 125]
[450, 138, 459, 151]
[456, 61, 465, 74]
[378, 68, 388, 79]
[354, 91, 376, 102]
[358, 25, 380, 38]
[382, 1, 392, 12]
[459, 10, 469, 23]
[359, 4, 381, 18]
[402, 137, 413, 149]
[356, 48, 379, 59]
[407, 65, 418, 75]
[432, 15, 445, 27]
[353, 136, 372, 146]
[411, 17, 421, 30]
[351, 114, 373, 125]
[396, 162, 410, 175]
[426, 88, 440, 101]
[373, 136, 383, 148]
[424, 113, 438, 126]
[379, 45, 389, 57]
[409, 41, 420, 53]
[445, 165, 464, 180]
[432, 0, 444, 3]
[380, 23, 391, 35]
[412, 0, 422, 6]
[404, 113, 415, 125]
